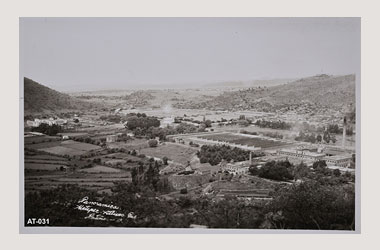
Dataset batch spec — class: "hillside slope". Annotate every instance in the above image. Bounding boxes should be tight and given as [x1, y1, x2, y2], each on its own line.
[175, 74, 355, 111]
[24, 77, 101, 113]
[266, 74, 355, 107]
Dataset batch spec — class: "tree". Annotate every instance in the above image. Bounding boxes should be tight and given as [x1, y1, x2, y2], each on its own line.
[148, 139, 158, 147]
[258, 161, 294, 181]
[248, 165, 260, 176]
[351, 154, 356, 168]
[31, 123, 62, 136]
[238, 120, 250, 127]
[312, 160, 328, 175]
[131, 167, 139, 186]
[265, 181, 355, 230]
[323, 132, 331, 144]
[333, 169, 341, 177]
[180, 188, 188, 194]
[162, 156, 169, 165]
[197, 144, 262, 166]
[293, 162, 310, 180]
[204, 120, 212, 128]
[126, 115, 160, 131]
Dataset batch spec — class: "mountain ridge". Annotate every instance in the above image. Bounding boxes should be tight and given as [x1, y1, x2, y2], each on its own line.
[174, 74, 355, 111]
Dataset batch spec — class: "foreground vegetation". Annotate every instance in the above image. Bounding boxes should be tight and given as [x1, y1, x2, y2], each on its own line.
[25, 157, 355, 230]
[25, 178, 354, 230]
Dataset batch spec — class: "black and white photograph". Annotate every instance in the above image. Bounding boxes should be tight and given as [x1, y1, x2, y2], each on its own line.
[20, 17, 360, 232]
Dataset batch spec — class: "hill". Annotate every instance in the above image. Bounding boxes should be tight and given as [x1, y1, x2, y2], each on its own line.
[24, 77, 101, 114]
[174, 74, 355, 111]
[201, 78, 294, 89]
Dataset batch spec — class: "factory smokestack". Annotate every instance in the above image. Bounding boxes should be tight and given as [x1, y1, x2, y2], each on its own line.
[342, 116, 347, 150]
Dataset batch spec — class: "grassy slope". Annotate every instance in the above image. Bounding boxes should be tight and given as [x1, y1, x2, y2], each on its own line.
[24, 77, 101, 114]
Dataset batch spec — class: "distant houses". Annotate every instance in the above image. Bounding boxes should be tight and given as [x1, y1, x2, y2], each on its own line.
[219, 160, 249, 175]
[106, 134, 118, 143]
[160, 116, 175, 128]
[25, 118, 68, 127]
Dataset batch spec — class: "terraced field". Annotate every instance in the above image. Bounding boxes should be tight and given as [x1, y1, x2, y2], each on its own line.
[24, 149, 132, 194]
[79, 165, 121, 173]
[26, 139, 101, 156]
[25, 171, 132, 193]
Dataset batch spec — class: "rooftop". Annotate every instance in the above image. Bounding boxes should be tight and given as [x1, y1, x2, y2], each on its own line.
[279, 149, 325, 158]
[324, 154, 352, 161]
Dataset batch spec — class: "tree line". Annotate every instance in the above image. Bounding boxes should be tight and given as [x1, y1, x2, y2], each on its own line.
[295, 131, 336, 144]
[254, 119, 292, 130]
[197, 144, 263, 166]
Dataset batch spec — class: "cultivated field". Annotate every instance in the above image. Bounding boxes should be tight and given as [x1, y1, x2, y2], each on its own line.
[24, 143, 131, 194]
[25, 163, 66, 171]
[26, 139, 101, 156]
[197, 133, 288, 148]
[79, 165, 121, 173]
[24, 135, 61, 144]
[140, 143, 198, 165]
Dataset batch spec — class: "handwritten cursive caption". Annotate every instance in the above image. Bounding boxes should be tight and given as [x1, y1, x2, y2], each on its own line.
[75, 196, 127, 222]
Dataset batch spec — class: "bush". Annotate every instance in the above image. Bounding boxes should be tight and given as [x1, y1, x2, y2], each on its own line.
[249, 165, 260, 176]
[180, 188, 188, 194]
[163, 156, 169, 165]
[148, 139, 158, 147]
[31, 123, 62, 136]
[204, 120, 212, 128]
[333, 169, 341, 177]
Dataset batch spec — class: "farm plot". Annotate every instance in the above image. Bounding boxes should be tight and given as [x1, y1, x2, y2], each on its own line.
[24, 135, 61, 145]
[24, 154, 67, 161]
[24, 151, 69, 171]
[140, 143, 197, 165]
[28, 140, 101, 156]
[61, 140, 101, 151]
[25, 163, 65, 171]
[80, 165, 121, 173]
[107, 139, 149, 151]
[25, 169, 132, 193]
[38, 146, 85, 156]
[25, 159, 69, 165]
[198, 133, 288, 148]
[25, 140, 62, 150]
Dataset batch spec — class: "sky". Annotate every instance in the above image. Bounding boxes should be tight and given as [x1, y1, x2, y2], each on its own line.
[20, 17, 360, 92]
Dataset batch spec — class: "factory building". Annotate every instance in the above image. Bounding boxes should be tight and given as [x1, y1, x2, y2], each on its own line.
[106, 134, 118, 143]
[277, 148, 325, 161]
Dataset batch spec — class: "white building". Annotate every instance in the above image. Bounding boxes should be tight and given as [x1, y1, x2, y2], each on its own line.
[278, 148, 325, 161]
[219, 160, 249, 175]
[106, 135, 118, 143]
[25, 118, 67, 127]
[324, 155, 352, 168]
[160, 116, 175, 128]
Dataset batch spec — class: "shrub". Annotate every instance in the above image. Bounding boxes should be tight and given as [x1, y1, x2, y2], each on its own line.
[249, 165, 260, 176]
[148, 139, 158, 147]
[163, 156, 169, 165]
[180, 188, 188, 194]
